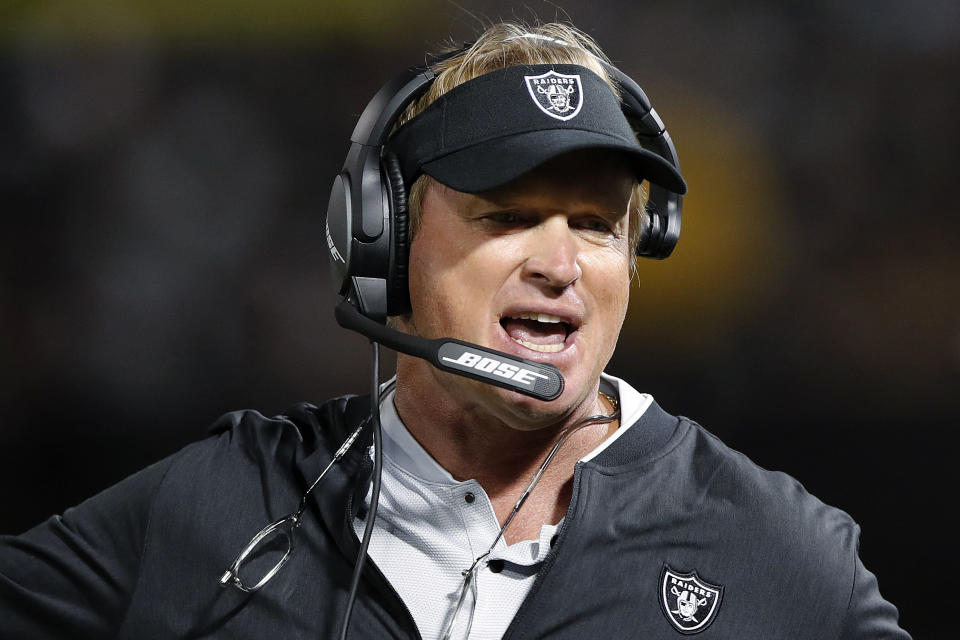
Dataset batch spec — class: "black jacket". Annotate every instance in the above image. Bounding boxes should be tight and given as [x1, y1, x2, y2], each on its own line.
[0, 395, 910, 639]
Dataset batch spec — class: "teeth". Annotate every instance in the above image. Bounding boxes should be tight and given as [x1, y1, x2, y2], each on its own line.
[514, 312, 567, 324]
[512, 338, 564, 353]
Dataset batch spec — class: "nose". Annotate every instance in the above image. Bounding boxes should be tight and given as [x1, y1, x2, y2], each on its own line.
[521, 216, 582, 290]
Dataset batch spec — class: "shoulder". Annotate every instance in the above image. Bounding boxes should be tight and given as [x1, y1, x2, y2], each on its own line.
[672, 421, 913, 636]
[603, 399, 860, 591]
[599, 385, 857, 556]
[198, 394, 367, 466]
[124, 395, 366, 542]
[686, 419, 856, 534]
[594, 394, 859, 570]
[158, 394, 367, 493]
[679, 419, 858, 542]
[673, 419, 860, 587]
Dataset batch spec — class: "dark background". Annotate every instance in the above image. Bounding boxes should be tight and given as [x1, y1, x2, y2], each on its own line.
[1, 1, 956, 637]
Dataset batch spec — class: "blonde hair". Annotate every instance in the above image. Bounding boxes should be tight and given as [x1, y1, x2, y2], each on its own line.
[400, 22, 649, 260]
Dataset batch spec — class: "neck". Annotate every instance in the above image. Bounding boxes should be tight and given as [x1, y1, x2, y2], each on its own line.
[392, 355, 617, 542]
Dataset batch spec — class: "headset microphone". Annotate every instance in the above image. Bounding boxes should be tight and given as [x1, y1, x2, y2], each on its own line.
[335, 294, 564, 401]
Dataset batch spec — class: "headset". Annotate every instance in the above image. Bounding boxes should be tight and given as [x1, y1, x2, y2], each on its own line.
[325, 52, 684, 401]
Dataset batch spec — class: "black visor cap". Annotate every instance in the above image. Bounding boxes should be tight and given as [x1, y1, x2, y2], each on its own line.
[388, 64, 686, 195]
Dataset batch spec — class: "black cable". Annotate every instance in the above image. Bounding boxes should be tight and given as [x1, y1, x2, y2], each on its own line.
[338, 342, 384, 640]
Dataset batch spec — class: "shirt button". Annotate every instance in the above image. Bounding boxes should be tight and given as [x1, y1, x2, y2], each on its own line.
[487, 559, 504, 573]
[464, 492, 476, 504]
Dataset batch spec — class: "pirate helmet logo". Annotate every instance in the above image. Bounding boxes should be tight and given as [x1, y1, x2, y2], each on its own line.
[660, 564, 724, 634]
[524, 70, 583, 121]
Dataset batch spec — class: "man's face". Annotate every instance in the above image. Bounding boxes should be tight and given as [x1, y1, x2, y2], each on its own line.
[398, 150, 634, 428]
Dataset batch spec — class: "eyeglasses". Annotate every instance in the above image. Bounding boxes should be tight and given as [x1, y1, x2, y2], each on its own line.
[218, 420, 367, 593]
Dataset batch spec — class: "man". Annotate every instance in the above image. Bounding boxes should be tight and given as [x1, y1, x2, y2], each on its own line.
[0, 21, 909, 639]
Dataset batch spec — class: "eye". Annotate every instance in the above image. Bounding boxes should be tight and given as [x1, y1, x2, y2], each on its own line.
[575, 216, 615, 234]
[488, 211, 521, 224]
[483, 210, 534, 227]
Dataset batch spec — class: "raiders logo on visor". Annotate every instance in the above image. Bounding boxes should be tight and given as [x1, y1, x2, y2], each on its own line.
[524, 70, 583, 121]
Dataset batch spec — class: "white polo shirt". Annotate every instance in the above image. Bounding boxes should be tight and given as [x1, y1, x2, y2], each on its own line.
[353, 374, 652, 639]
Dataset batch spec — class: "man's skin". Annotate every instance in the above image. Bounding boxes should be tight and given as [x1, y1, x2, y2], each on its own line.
[394, 149, 634, 544]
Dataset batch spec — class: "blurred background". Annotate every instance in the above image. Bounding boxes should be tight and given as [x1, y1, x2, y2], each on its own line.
[1, 0, 956, 636]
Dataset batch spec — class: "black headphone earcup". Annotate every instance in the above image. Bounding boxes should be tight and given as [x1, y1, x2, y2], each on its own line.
[384, 153, 410, 315]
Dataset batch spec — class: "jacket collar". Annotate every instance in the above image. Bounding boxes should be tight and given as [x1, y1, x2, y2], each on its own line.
[587, 395, 682, 470]
[288, 380, 682, 558]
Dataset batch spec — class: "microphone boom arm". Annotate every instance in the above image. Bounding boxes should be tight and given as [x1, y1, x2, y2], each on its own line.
[334, 300, 564, 401]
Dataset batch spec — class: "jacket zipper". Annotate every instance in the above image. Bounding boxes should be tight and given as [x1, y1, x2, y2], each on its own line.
[500, 461, 586, 640]
[343, 490, 422, 640]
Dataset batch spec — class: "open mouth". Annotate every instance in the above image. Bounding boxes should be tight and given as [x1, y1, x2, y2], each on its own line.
[499, 312, 575, 353]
